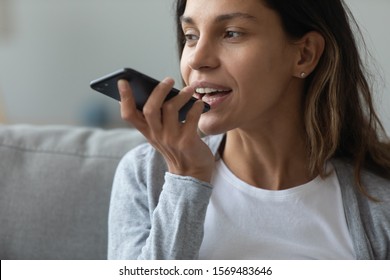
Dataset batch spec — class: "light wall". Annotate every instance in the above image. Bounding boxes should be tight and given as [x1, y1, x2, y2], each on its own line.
[0, 0, 389, 132]
[0, 0, 180, 127]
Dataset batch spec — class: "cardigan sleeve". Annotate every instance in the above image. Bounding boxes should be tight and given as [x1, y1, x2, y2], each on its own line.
[107, 144, 212, 260]
[332, 159, 390, 259]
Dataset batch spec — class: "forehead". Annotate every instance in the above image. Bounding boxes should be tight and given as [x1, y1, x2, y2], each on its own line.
[182, 0, 267, 22]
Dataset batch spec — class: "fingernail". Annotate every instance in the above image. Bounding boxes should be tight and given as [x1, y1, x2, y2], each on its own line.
[161, 77, 174, 85]
[182, 86, 194, 94]
[117, 79, 129, 91]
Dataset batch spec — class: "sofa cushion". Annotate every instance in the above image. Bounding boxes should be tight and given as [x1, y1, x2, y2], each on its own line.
[0, 124, 145, 259]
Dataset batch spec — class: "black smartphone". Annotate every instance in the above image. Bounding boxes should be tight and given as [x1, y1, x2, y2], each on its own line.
[90, 68, 210, 122]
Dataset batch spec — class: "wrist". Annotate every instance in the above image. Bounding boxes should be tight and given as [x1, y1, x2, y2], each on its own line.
[167, 165, 213, 183]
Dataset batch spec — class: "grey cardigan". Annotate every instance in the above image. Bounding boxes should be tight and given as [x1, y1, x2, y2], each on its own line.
[108, 134, 390, 259]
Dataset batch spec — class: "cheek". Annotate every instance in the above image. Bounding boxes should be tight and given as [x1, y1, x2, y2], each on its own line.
[235, 46, 293, 90]
[180, 51, 190, 85]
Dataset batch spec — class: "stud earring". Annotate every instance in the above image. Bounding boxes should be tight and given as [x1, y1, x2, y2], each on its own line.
[300, 72, 306, 78]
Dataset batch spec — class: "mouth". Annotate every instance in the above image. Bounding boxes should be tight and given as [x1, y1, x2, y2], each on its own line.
[191, 82, 232, 108]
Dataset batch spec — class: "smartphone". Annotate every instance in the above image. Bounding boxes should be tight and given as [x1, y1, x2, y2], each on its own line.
[90, 68, 210, 122]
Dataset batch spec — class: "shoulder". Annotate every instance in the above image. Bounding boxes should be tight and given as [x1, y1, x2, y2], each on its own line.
[332, 159, 390, 202]
[116, 133, 225, 186]
[118, 133, 225, 171]
[120, 141, 164, 167]
[333, 159, 390, 259]
[117, 142, 167, 184]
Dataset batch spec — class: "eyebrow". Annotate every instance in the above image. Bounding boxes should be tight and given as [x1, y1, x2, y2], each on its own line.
[180, 12, 258, 25]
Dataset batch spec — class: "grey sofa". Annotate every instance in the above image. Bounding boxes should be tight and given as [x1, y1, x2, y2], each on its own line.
[0, 124, 145, 259]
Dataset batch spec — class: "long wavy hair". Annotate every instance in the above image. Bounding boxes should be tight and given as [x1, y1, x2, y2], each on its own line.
[175, 0, 390, 199]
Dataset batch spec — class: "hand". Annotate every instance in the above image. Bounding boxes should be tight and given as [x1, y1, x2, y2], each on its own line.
[118, 78, 215, 182]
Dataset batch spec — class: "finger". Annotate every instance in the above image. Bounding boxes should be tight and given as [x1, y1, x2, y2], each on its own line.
[143, 77, 175, 117]
[183, 99, 206, 132]
[142, 77, 175, 132]
[162, 86, 194, 127]
[118, 79, 134, 103]
[118, 79, 147, 131]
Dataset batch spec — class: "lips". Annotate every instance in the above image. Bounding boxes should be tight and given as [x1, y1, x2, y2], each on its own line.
[190, 81, 232, 109]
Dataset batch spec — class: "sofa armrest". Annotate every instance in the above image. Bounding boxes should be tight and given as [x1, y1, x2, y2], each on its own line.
[0, 124, 145, 259]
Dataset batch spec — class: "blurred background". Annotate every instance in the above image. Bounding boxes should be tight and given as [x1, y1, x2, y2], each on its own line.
[0, 0, 389, 131]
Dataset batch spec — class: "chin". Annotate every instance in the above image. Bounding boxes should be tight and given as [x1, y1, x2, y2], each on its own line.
[197, 115, 229, 136]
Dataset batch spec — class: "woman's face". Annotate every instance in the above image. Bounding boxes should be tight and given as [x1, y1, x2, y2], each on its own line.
[180, 0, 304, 135]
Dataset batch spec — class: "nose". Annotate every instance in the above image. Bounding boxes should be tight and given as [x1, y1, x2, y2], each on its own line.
[187, 37, 220, 71]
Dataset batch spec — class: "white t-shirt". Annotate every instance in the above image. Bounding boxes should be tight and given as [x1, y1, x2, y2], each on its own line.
[199, 159, 356, 259]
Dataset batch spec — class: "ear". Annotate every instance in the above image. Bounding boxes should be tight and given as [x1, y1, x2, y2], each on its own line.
[293, 31, 325, 79]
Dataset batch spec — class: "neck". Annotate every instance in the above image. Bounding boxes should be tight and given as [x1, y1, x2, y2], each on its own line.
[222, 122, 314, 190]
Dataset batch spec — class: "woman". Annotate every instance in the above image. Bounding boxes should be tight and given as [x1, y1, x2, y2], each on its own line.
[108, 0, 390, 259]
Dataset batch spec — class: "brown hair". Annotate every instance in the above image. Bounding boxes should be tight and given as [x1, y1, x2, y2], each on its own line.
[175, 0, 390, 198]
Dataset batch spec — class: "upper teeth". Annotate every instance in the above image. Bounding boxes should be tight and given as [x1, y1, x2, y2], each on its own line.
[195, 88, 227, 94]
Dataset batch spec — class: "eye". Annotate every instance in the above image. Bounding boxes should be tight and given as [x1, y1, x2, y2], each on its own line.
[224, 30, 243, 39]
[183, 32, 199, 46]
[184, 33, 199, 41]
